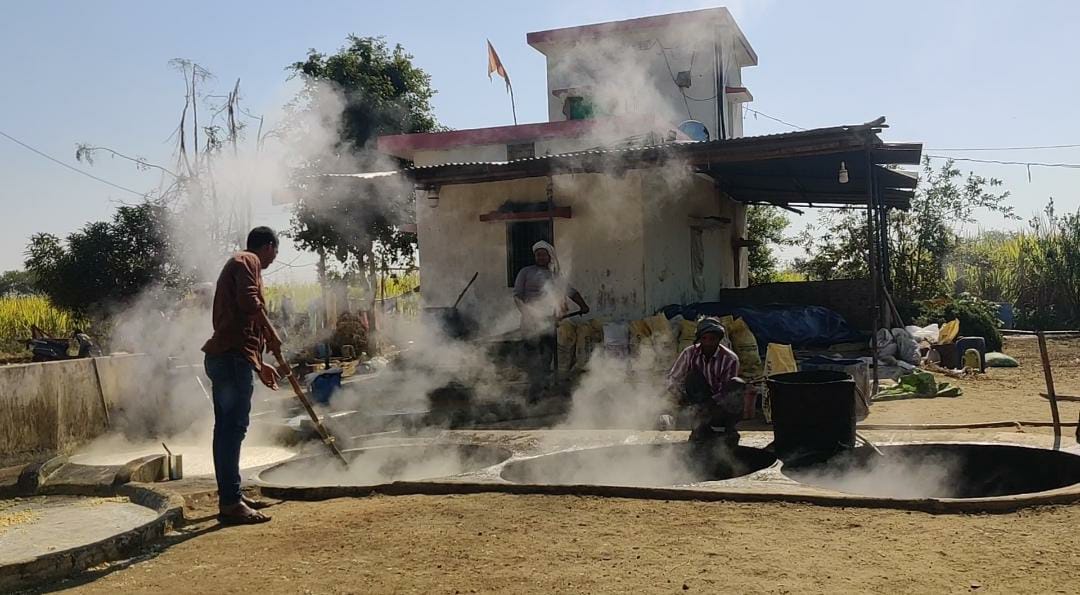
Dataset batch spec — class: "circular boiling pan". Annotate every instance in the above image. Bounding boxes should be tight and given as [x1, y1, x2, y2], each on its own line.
[781, 442, 1080, 499]
[500, 442, 777, 487]
[254, 443, 513, 488]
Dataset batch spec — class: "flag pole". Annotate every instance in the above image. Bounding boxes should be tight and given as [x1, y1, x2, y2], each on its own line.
[508, 84, 518, 125]
[487, 39, 517, 126]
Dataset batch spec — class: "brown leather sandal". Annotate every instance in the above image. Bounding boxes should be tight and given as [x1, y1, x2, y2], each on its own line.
[217, 510, 271, 525]
[242, 495, 272, 510]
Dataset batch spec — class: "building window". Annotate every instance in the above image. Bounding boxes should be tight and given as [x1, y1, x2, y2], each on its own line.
[507, 220, 552, 287]
[562, 96, 595, 120]
[507, 142, 535, 161]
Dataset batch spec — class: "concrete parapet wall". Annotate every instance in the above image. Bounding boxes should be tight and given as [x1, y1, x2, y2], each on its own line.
[0, 354, 155, 466]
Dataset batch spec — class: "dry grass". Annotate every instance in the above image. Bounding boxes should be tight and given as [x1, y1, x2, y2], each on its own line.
[265, 272, 420, 316]
[0, 296, 84, 358]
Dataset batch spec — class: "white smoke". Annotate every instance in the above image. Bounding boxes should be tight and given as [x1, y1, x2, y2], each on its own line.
[88, 78, 372, 446]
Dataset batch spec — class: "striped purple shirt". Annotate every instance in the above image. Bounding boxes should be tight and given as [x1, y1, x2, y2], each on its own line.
[667, 343, 740, 398]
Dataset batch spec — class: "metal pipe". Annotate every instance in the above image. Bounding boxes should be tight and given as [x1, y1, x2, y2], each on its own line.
[857, 420, 1080, 430]
[865, 147, 881, 394]
[714, 35, 726, 140]
[1002, 329, 1080, 336]
[878, 204, 891, 292]
[547, 176, 558, 384]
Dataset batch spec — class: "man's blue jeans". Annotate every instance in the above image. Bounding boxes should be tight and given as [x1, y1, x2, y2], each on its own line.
[204, 352, 254, 507]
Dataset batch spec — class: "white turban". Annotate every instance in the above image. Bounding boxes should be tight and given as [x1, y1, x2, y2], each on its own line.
[532, 240, 560, 275]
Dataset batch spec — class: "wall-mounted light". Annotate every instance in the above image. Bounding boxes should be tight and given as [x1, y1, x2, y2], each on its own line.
[838, 161, 849, 184]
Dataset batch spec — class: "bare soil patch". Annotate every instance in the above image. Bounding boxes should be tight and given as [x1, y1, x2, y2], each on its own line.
[43, 337, 1080, 594]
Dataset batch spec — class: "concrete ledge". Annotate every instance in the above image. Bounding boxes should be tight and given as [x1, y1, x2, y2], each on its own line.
[253, 431, 1080, 515]
[115, 455, 169, 485]
[0, 484, 183, 593]
[0, 455, 69, 498]
[0, 354, 155, 467]
[260, 478, 1080, 515]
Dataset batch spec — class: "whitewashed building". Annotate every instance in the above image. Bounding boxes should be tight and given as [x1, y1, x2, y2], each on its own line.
[374, 8, 920, 333]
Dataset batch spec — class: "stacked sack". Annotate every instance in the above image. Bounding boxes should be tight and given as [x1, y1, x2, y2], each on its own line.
[624, 313, 679, 370]
[556, 319, 578, 374]
[674, 316, 699, 354]
[557, 318, 605, 372]
[556, 312, 769, 380]
[719, 316, 763, 379]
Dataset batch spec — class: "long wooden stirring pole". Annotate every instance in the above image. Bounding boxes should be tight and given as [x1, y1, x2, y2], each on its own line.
[272, 349, 349, 465]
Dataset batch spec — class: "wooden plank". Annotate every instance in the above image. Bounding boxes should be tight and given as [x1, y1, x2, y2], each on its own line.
[1040, 393, 1080, 402]
[871, 144, 923, 165]
[724, 188, 912, 208]
[479, 207, 571, 222]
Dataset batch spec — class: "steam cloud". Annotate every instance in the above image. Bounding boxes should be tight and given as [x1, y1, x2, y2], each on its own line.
[85, 23, 752, 494]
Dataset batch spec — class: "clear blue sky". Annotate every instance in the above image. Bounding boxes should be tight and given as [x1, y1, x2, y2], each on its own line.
[2, 0, 1079, 278]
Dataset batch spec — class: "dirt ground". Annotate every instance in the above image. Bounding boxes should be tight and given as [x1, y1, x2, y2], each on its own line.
[52, 495, 1080, 595]
[41, 337, 1080, 594]
[868, 337, 1080, 430]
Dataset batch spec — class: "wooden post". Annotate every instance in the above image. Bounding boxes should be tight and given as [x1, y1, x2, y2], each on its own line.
[1036, 331, 1062, 449]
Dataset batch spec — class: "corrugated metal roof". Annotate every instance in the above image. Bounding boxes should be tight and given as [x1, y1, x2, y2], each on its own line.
[329, 119, 894, 178]
[318, 118, 922, 210]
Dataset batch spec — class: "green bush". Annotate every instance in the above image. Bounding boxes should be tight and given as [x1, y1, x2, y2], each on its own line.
[1012, 203, 1080, 330]
[945, 202, 1080, 330]
[916, 292, 1003, 351]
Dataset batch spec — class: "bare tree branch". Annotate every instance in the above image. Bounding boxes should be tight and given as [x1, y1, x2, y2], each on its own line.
[74, 144, 180, 178]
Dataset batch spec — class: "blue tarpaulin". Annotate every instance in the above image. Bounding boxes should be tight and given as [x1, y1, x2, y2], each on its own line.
[660, 303, 866, 350]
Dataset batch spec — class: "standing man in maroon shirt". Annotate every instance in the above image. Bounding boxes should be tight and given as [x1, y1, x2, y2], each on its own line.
[202, 226, 283, 525]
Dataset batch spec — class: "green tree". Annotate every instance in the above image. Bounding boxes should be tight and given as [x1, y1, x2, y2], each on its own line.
[793, 159, 1013, 303]
[745, 205, 794, 285]
[24, 202, 186, 316]
[286, 35, 442, 277]
[890, 159, 1013, 302]
[792, 209, 869, 282]
[0, 270, 38, 297]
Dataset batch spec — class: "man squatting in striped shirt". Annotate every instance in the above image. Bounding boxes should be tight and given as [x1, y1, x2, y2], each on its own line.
[664, 317, 747, 444]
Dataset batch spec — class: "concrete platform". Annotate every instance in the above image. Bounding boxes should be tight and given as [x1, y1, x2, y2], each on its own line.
[69, 441, 299, 477]
[0, 496, 158, 565]
[0, 485, 182, 592]
[0, 427, 1077, 590]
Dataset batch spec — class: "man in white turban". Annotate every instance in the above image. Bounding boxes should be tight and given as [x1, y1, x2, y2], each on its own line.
[513, 241, 589, 382]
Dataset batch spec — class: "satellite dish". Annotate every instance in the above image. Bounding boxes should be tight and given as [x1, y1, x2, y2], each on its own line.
[678, 120, 710, 142]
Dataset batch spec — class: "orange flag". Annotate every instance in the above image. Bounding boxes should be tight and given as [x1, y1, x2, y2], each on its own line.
[487, 39, 511, 92]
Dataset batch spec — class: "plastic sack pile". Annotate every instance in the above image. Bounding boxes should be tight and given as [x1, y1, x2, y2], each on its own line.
[556, 311, 768, 379]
